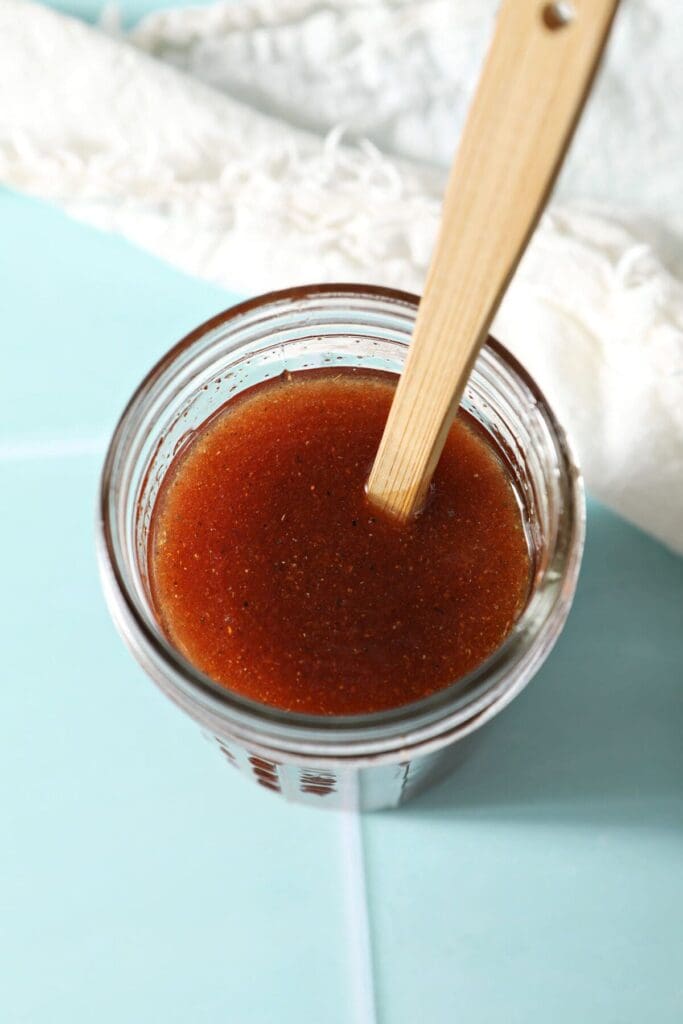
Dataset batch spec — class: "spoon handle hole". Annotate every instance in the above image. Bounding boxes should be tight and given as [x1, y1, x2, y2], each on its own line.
[542, 2, 575, 30]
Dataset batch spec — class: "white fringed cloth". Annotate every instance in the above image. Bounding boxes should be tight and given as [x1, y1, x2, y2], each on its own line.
[1, 0, 681, 552]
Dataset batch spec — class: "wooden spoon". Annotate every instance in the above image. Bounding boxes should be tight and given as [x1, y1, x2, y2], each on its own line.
[367, 0, 620, 521]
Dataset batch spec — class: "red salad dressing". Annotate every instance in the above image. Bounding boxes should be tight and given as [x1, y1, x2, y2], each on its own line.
[149, 369, 531, 715]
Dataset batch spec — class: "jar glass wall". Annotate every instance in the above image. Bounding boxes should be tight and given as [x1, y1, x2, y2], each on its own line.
[97, 285, 584, 810]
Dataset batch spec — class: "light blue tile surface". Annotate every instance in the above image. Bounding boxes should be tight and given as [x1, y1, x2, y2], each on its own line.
[0, 194, 352, 1023]
[4, 187, 682, 1024]
[364, 506, 683, 1023]
[0, 190, 237, 444]
[44, 0, 217, 26]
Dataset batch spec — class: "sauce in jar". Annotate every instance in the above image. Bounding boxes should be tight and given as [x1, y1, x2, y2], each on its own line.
[149, 369, 531, 714]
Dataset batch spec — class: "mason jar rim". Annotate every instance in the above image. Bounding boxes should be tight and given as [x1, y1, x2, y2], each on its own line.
[97, 283, 585, 763]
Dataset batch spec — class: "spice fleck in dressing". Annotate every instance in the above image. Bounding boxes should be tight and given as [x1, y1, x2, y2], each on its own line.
[149, 369, 531, 715]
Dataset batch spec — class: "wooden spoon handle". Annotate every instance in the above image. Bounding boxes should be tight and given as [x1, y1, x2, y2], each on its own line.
[367, 0, 620, 521]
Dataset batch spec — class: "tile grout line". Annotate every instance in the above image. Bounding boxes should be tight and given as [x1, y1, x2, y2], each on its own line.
[339, 806, 378, 1024]
[7, 429, 382, 1024]
[0, 437, 108, 461]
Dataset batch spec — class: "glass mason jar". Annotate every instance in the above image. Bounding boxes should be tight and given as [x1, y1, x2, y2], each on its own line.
[97, 284, 584, 811]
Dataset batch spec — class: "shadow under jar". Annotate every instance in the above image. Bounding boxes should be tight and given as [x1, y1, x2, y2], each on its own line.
[98, 284, 584, 811]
